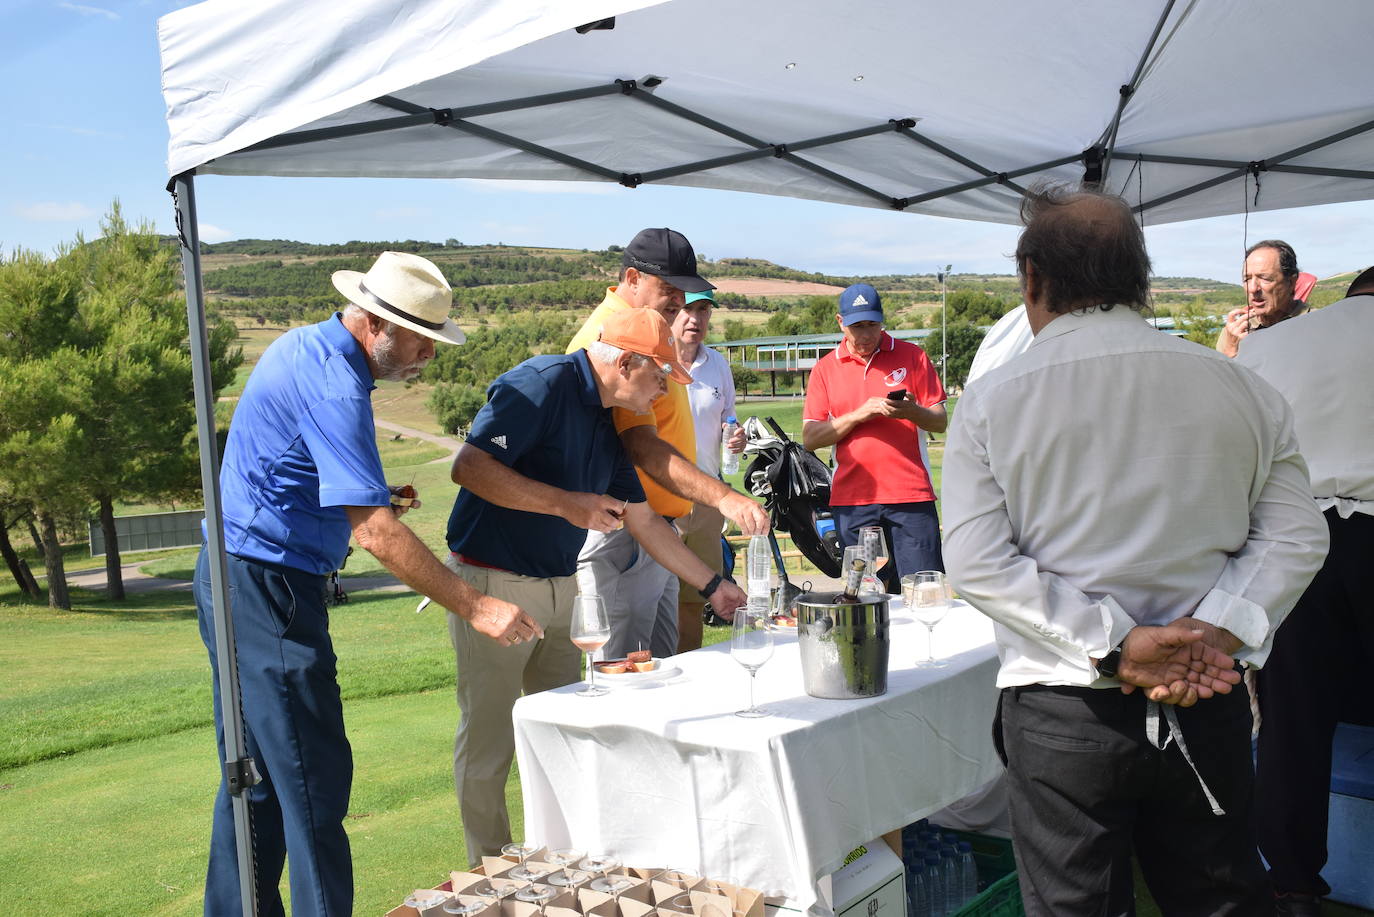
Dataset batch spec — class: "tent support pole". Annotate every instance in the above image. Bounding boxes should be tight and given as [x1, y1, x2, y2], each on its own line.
[895, 125, 1029, 197]
[170, 171, 260, 917]
[1097, 0, 1178, 183]
[1135, 115, 1374, 213]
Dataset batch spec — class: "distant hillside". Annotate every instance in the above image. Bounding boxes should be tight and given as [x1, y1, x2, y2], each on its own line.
[163, 236, 1307, 329]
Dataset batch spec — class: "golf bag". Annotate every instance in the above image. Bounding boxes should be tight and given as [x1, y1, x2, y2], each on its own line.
[742, 416, 842, 578]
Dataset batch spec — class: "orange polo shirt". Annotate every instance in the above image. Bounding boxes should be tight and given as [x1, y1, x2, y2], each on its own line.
[567, 287, 696, 518]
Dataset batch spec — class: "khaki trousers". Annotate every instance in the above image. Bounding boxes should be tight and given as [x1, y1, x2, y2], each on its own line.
[675, 502, 726, 652]
[445, 556, 578, 864]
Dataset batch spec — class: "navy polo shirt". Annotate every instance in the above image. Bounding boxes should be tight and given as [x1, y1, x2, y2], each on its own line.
[217, 313, 390, 574]
[446, 351, 644, 578]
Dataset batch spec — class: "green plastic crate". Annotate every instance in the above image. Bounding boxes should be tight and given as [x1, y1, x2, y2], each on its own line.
[951, 872, 1023, 917]
[929, 829, 1024, 917]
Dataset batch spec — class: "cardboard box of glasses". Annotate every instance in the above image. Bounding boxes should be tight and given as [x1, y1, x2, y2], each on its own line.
[387, 853, 765, 917]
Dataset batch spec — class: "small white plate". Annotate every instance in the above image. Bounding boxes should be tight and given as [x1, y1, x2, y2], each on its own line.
[593, 659, 682, 685]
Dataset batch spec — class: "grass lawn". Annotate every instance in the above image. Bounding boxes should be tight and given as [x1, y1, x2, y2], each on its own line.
[7, 394, 1366, 917]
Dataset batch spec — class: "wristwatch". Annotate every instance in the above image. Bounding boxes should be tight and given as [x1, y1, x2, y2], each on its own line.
[1095, 645, 1124, 679]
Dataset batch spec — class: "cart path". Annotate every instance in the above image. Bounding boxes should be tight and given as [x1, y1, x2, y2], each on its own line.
[373, 419, 463, 464]
[57, 561, 410, 596]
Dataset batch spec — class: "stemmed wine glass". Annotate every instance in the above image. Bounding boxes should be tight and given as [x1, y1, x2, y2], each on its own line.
[902, 571, 950, 668]
[502, 842, 545, 882]
[858, 526, 889, 591]
[842, 545, 883, 595]
[545, 868, 591, 892]
[514, 883, 558, 917]
[731, 598, 775, 718]
[570, 594, 611, 697]
[469, 879, 523, 909]
[443, 897, 488, 917]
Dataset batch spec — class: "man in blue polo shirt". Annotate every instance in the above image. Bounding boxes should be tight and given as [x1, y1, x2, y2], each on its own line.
[444, 308, 747, 861]
[195, 252, 540, 917]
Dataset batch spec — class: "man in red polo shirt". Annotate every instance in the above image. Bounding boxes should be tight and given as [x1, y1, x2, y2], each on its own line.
[803, 283, 947, 591]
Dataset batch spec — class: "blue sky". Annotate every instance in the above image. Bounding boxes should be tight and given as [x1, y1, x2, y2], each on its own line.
[4, 0, 1372, 283]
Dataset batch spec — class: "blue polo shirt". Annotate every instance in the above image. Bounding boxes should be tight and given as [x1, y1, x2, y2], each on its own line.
[446, 351, 644, 578]
[217, 313, 390, 574]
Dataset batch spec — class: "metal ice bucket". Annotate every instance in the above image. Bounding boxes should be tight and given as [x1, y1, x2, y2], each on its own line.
[796, 590, 890, 699]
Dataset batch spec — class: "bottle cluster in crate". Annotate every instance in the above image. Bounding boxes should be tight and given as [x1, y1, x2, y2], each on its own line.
[900, 821, 980, 917]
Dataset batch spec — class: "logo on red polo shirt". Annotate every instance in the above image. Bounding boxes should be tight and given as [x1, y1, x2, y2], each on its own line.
[884, 367, 908, 387]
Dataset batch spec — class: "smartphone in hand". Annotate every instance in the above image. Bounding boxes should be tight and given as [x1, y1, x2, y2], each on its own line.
[887, 388, 908, 401]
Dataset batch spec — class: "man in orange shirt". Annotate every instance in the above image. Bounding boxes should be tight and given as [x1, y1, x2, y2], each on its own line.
[567, 228, 769, 657]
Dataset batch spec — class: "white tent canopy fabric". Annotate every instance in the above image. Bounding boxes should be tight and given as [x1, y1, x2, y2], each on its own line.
[160, 0, 1374, 225]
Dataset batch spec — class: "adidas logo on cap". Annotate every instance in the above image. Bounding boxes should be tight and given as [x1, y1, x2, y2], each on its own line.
[851, 293, 870, 307]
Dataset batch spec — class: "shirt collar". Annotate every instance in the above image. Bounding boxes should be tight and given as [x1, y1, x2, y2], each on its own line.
[837, 330, 894, 363]
[1031, 305, 1144, 346]
[324, 312, 376, 391]
[571, 349, 603, 407]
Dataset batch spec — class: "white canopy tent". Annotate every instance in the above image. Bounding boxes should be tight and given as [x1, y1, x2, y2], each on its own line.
[158, 1, 1374, 912]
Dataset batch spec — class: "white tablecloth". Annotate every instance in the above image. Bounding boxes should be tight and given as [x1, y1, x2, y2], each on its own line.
[512, 600, 1002, 914]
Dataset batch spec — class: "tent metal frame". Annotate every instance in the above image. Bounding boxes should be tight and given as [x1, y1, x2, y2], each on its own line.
[169, 6, 1374, 915]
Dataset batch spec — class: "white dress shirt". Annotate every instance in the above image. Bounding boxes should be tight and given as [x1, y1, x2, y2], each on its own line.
[943, 306, 1328, 687]
[1236, 295, 1374, 519]
[682, 344, 737, 478]
[965, 304, 1034, 386]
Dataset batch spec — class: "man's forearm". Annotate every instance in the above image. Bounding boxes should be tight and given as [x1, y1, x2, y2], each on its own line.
[347, 505, 485, 620]
[451, 444, 569, 517]
[624, 507, 712, 591]
[621, 425, 732, 507]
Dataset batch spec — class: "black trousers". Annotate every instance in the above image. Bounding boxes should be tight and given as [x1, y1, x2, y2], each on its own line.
[997, 684, 1272, 917]
[1256, 509, 1374, 897]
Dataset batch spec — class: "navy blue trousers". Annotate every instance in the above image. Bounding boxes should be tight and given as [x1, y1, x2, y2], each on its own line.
[833, 501, 944, 593]
[196, 547, 353, 917]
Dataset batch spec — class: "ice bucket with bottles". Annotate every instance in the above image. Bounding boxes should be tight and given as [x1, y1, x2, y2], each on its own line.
[795, 590, 890, 699]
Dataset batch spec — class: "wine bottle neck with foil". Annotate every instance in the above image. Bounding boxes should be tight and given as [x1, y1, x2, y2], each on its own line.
[840, 556, 867, 600]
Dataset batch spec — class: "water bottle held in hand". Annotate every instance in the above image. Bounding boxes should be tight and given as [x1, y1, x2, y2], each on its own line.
[721, 415, 740, 475]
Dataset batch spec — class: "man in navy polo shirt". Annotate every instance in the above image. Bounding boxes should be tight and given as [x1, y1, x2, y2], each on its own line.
[444, 308, 747, 861]
[195, 252, 540, 917]
[803, 283, 948, 591]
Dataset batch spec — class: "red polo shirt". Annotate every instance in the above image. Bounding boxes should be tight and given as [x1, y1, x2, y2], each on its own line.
[803, 333, 946, 505]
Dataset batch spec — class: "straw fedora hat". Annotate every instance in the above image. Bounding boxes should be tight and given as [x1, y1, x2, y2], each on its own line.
[331, 251, 466, 345]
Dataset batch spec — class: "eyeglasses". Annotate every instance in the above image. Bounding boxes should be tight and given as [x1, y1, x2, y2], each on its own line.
[631, 353, 671, 380]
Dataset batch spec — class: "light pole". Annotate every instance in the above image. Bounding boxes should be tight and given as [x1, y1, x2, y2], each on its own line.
[937, 264, 951, 391]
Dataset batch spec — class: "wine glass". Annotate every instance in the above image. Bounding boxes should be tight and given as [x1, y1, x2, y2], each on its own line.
[545, 868, 591, 892]
[515, 884, 558, 917]
[902, 571, 949, 668]
[405, 890, 450, 914]
[842, 545, 883, 595]
[443, 897, 488, 917]
[858, 526, 888, 579]
[469, 880, 522, 908]
[578, 854, 621, 890]
[545, 848, 583, 870]
[502, 842, 545, 882]
[731, 598, 775, 717]
[570, 594, 611, 697]
[654, 867, 696, 890]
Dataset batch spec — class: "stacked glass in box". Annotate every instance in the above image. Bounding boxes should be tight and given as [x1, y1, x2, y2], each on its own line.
[390, 851, 765, 917]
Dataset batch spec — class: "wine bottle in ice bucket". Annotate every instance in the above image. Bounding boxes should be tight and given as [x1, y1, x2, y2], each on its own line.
[836, 549, 867, 604]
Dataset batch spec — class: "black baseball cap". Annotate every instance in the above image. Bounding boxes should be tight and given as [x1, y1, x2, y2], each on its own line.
[622, 227, 715, 293]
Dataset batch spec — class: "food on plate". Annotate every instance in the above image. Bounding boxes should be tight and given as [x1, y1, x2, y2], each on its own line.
[593, 657, 659, 675]
[626, 649, 652, 664]
[771, 614, 798, 627]
[390, 484, 417, 507]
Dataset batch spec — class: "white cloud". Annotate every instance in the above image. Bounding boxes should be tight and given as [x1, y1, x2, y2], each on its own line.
[455, 178, 619, 196]
[14, 201, 99, 222]
[58, 2, 120, 20]
[198, 222, 232, 242]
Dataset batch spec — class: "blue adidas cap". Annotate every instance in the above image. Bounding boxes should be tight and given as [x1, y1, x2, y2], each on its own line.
[838, 283, 883, 326]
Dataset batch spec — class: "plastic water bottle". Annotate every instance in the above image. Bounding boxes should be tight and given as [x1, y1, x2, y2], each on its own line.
[747, 534, 772, 596]
[958, 841, 978, 904]
[923, 854, 944, 917]
[907, 861, 930, 917]
[941, 844, 960, 912]
[721, 415, 740, 475]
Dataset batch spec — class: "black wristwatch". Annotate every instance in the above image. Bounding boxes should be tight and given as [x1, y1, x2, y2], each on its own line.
[698, 573, 724, 600]
[1095, 645, 1124, 679]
